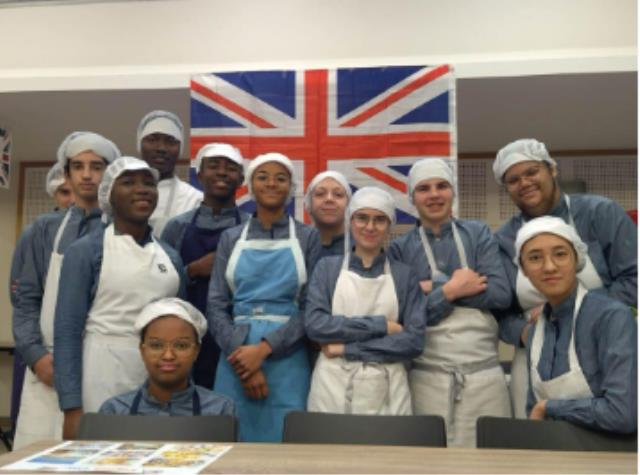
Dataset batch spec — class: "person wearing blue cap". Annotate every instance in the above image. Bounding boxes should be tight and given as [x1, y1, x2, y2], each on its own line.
[492, 138, 637, 419]
[100, 298, 234, 417]
[162, 143, 250, 388]
[137, 110, 202, 236]
[13, 131, 120, 450]
[208, 152, 320, 442]
[53, 157, 187, 439]
[515, 216, 636, 434]
[389, 158, 512, 447]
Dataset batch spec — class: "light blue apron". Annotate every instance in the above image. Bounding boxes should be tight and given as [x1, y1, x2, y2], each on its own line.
[214, 217, 310, 442]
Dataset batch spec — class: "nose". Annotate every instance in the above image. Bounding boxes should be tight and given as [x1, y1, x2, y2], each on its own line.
[161, 345, 177, 359]
[541, 254, 557, 272]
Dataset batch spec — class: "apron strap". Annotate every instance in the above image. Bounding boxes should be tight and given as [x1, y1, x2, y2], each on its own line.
[130, 389, 143, 415]
[419, 221, 470, 277]
[564, 194, 576, 228]
[192, 389, 201, 416]
[129, 387, 201, 415]
[52, 209, 73, 254]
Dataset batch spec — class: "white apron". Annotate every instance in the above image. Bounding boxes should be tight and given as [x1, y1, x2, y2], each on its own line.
[510, 195, 603, 418]
[308, 255, 411, 415]
[530, 284, 594, 404]
[82, 224, 180, 412]
[13, 211, 72, 450]
[410, 222, 510, 447]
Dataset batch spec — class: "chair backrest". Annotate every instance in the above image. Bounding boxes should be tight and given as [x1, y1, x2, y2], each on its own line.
[77, 413, 237, 442]
[283, 411, 446, 447]
[477, 416, 637, 452]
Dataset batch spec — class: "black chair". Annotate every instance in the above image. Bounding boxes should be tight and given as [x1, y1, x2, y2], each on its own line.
[77, 413, 237, 442]
[283, 411, 447, 447]
[476, 416, 637, 452]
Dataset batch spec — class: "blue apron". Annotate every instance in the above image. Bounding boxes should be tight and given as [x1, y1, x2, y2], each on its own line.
[214, 217, 310, 442]
[180, 207, 241, 388]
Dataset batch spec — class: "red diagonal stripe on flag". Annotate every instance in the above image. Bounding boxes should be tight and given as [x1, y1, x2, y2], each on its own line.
[235, 184, 248, 199]
[341, 65, 450, 128]
[358, 167, 408, 193]
[191, 80, 276, 129]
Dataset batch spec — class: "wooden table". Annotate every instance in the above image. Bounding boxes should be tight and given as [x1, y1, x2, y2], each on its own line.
[0, 440, 636, 473]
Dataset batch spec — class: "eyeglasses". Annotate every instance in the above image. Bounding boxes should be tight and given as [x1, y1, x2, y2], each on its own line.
[352, 213, 389, 229]
[522, 248, 574, 270]
[142, 339, 197, 355]
[504, 166, 543, 188]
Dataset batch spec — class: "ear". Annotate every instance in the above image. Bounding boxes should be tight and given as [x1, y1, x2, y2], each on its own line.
[550, 164, 558, 179]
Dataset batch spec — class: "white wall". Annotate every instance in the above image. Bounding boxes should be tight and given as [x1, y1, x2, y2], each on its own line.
[0, 0, 635, 91]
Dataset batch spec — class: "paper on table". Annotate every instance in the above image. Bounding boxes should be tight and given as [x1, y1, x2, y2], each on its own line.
[2, 441, 233, 474]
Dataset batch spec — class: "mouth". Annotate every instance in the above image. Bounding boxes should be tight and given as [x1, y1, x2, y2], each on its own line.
[158, 364, 178, 372]
[519, 186, 539, 199]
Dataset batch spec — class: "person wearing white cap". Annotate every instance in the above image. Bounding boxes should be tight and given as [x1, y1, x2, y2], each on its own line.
[515, 217, 636, 434]
[208, 152, 320, 442]
[99, 298, 235, 416]
[8, 161, 74, 446]
[12, 131, 120, 450]
[137, 110, 203, 237]
[492, 138, 637, 419]
[305, 186, 425, 415]
[162, 143, 250, 388]
[304, 170, 352, 257]
[389, 158, 512, 447]
[46, 162, 75, 210]
[53, 157, 187, 439]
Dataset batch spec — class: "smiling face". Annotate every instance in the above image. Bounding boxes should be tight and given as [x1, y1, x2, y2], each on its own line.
[140, 133, 181, 180]
[140, 315, 199, 392]
[412, 178, 453, 228]
[251, 161, 291, 210]
[309, 177, 348, 228]
[110, 170, 158, 225]
[66, 151, 107, 206]
[197, 156, 244, 202]
[520, 233, 578, 305]
[351, 207, 390, 254]
[503, 160, 559, 217]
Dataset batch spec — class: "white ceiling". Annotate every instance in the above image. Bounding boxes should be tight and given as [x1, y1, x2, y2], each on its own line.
[0, 71, 635, 162]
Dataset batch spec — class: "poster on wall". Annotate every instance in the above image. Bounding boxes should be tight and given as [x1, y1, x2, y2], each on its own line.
[0, 128, 10, 189]
[190, 65, 457, 223]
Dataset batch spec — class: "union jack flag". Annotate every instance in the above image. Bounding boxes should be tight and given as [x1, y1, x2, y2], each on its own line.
[190, 65, 456, 223]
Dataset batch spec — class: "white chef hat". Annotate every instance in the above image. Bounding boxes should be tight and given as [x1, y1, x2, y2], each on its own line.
[45, 162, 66, 197]
[304, 170, 352, 211]
[408, 158, 454, 201]
[493, 138, 557, 184]
[98, 156, 159, 221]
[192, 142, 244, 172]
[514, 216, 588, 272]
[135, 297, 208, 342]
[246, 152, 296, 203]
[56, 131, 121, 167]
[349, 186, 396, 225]
[136, 110, 184, 155]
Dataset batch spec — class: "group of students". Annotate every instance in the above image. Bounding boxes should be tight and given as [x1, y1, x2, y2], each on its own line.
[8, 110, 637, 449]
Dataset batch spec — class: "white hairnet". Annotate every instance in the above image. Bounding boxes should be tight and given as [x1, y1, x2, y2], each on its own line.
[408, 158, 454, 201]
[514, 216, 588, 272]
[304, 170, 352, 211]
[45, 162, 66, 197]
[136, 110, 184, 155]
[246, 152, 296, 203]
[349, 186, 396, 225]
[98, 156, 159, 221]
[56, 131, 121, 167]
[135, 297, 208, 342]
[493, 138, 557, 184]
[192, 142, 244, 172]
